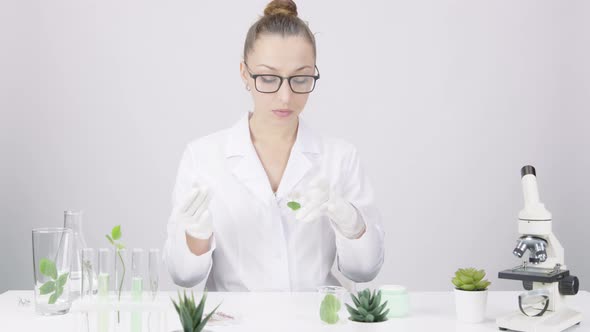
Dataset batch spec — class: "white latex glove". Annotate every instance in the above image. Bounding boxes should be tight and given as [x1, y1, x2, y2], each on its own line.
[173, 185, 213, 240]
[294, 177, 365, 238]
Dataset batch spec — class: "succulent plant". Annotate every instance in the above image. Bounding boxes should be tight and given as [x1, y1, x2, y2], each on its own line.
[345, 289, 389, 323]
[452, 268, 491, 291]
[171, 290, 220, 332]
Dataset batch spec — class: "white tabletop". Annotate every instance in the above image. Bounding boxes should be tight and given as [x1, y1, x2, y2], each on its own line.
[0, 290, 588, 331]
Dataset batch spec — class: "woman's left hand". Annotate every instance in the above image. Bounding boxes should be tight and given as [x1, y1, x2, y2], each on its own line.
[293, 177, 366, 239]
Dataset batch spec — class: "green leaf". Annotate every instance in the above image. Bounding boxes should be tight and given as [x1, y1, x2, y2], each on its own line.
[360, 295, 369, 309]
[57, 273, 69, 287]
[351, 293, 361, 307]
[115, 243, 125, 250]
[369, 291, 381, 311]
[39, 281, 55, 295]
[459, 275, 474, 284]
[179, 306, 193, 332]
[48, 285, 63, 305]
[197, 303, 221, 332]
[463, 268, 475, 277]
[48, 292, 58, 305]
[374, 309, 390, 322]
[195, 292, 207, 325]
[55, 285, 64, 298]
[345, 303, 359, 316]
[105, 234, 114, 245]
[473, 269, 485, 282]
[287, 201, 301, 211]
[476, 280, 491, 290]
[362, 289, 371, 299]
[39, 258, 57, 280]
[358, 306, 369, 316]
[370, 301, 388, 316]
[452, 277, 462, 288]
[461, 284, 476, 291]
[171, 298, 180, 315]
[111, 225, 122, 240]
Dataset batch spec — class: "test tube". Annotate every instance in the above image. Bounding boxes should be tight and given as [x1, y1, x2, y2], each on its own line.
[81, 248, 97, 298]
[98, 248, 111, 296]
[97, 248, 111, 332]
[131, 249, 145, 332]
[148, 249, 160, 301]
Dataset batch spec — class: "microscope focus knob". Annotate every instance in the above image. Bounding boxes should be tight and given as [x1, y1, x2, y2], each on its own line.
[523, 280, 533, 291]
[559, 276, 580, 296]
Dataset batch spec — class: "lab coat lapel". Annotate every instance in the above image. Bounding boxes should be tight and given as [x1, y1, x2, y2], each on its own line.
[275, 119, 320, 199]
[225, 113, 274, 206]
[224, 113, 321, 205]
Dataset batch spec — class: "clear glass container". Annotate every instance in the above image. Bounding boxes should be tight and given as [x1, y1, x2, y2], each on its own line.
[32, 227, 73, 315]
[380, 285, 410, 318]
[63, 210, 88, 300]
[317, 286, 347, 324]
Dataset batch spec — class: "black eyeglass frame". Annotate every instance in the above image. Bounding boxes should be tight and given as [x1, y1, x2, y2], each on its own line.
[244, 62, 320, 94]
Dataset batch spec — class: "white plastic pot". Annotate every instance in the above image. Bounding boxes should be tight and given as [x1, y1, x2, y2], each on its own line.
[454, 288, 487, 323]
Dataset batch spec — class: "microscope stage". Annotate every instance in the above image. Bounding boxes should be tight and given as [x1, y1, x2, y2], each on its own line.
[499, 266, 570, 283]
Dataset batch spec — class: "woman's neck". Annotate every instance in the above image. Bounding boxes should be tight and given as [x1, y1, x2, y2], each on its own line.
[249, 112, 298, 145]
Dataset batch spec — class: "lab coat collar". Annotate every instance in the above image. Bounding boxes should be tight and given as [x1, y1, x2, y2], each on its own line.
[225, 112, 320, 157]
[225, 112, 320, 204]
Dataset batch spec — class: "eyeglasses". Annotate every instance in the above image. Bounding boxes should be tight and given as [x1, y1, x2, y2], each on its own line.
[244, 62, 320, 94]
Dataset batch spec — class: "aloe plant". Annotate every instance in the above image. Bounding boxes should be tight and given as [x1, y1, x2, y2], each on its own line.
[452, 268, 491, 291]
[345, 289, 389, 323]
[171, 290, 220, 332]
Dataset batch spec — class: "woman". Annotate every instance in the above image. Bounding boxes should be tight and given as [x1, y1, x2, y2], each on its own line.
[164, 0, 384, 291]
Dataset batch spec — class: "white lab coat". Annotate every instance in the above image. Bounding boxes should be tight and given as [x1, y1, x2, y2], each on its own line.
[164, 112, 385, 291]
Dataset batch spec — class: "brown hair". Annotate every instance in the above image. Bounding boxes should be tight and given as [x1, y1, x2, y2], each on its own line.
[243, 0, 316, 62]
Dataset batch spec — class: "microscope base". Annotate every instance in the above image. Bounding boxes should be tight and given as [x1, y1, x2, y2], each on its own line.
[496, 307, 582, 332]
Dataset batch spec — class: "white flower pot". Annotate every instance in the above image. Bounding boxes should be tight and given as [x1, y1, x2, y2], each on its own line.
[454, 288, 487, 323]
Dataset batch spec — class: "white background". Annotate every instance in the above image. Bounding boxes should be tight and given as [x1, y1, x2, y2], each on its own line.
[1, 0, 589, 293]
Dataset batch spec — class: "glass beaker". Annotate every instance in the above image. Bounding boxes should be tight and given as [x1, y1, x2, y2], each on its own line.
[32, 227, 73, 315]
[317, 286, 347, 324]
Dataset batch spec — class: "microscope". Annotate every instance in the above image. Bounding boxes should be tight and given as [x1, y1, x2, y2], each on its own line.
[496, 165, 582, 332]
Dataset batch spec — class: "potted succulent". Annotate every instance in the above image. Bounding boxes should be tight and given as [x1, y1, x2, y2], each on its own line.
[452, 267, 491, 323]
[171, 290, 220, 332]
[345, 288, 389, 323]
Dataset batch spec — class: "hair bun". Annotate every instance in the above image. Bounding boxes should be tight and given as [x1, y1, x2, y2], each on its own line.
[264, 0, 298, 17]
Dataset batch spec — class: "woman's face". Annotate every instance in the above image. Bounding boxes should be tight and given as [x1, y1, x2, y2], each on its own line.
[241, 34, 316, 127]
